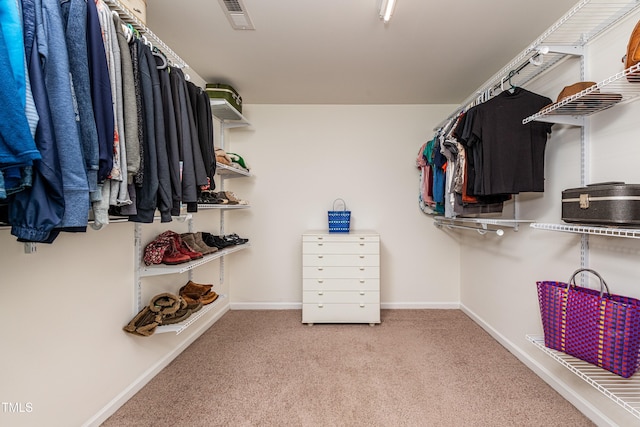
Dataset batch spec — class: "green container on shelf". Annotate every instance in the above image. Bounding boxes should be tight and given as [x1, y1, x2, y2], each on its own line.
[206, 83, 242, 113]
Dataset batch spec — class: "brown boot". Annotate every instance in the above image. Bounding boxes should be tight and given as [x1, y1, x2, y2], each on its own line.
[194, 232, 219, 255]
[179, 280, 213, 296]
[123, 306, 162, 336]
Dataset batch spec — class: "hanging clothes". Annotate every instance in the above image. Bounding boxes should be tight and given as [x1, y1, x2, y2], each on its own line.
[60, 0, 100, 196]
[8, 0, 65, 243]
[187, 81, 216, 190]
[35, 0, 90, 232]
[469, 87, 552, 195]
[156, 55, 183, 217]
[0, 0, 41, 198]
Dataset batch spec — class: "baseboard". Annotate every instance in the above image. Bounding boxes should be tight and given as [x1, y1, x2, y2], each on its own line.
[230, 302, 460, 310]
[459, 303, 616, 427]
[83, 302, 230, 427]
[230, 302, 302, 310]
[381, 302, 460, 309]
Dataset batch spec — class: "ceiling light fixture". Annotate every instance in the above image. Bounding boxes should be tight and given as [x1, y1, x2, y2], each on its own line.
[379, 0, 396, 23]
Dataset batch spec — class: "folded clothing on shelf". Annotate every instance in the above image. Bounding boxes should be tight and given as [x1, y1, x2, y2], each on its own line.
[215, 147, 250, 172]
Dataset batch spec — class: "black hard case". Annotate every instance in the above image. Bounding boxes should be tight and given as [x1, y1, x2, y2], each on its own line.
[562, 182, 640, 226]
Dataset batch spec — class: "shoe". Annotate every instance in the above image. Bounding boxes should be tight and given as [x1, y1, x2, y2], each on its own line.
[223, 233, 249, 245]
[149, 293, 183, 316]
[179, 281, 218, 305]
[161, 238, 191, 265]
[123, 306, 162, 336]
[194, 232, 219, 254]
[181, 232, 218, 255]
[173, 235, 203, 260]
[200, 290, 219, 305]
[161, 298, 192, 325]
[201, 232, 234, 249]
[183, 297, 203, 313]
[180, 280, 213, 295]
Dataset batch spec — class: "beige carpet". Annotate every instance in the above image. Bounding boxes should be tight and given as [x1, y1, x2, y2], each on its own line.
[103, 310, 594, 426]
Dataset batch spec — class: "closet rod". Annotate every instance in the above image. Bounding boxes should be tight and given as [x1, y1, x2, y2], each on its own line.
[434, 222, 505, 236]
[104, 0, 189, 70]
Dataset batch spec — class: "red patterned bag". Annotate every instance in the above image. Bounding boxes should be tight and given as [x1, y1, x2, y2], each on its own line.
[537, 268, 640, 378]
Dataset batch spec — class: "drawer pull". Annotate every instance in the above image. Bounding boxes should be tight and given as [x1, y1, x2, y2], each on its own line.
[359, 267, 365, 271]
[318, 303, 324, 308]
[318, 255, 324, 259]
[317, 279, 324, 283]
[360, 304, 365, 308]
[317, 236, 324, 240]
[318, 267, 324, 271]
[360, 292, 365, 296]
[318, 291, 324, 296]
[359, 243, 365, 246]
[318, 243, 324, 246]
[359, 255, 365, 259]
[360, 279, 365, 283]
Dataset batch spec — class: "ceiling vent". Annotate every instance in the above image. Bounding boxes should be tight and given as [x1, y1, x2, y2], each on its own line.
[218, 0, 255, 30]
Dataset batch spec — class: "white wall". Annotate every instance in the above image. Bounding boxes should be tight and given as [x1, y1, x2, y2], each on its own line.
[222, 104, 461, 309]
[0, 104, 458, 427]
[458, 10, 640, 427]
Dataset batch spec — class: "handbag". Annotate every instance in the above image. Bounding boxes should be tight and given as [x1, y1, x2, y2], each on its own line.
[624, 19, 640, 82]
[327, 198, 351, 233]
[536, 268, 640, 378]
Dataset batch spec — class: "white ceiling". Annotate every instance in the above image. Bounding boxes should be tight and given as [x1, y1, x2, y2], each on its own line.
[147, 0, 578, 105]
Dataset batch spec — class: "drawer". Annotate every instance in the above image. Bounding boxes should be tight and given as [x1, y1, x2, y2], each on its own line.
[303, 278, 379, 291]
[302, 254, 379, 267]
[303, 234, 379, 243]
[303, 241, 379, 255]
[302, 266, 379, 279]
[302, 303, 380, 324]
[303, 290, 379, 304]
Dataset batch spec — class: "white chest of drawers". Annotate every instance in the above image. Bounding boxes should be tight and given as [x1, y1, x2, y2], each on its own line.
[302, 231, 380, 325]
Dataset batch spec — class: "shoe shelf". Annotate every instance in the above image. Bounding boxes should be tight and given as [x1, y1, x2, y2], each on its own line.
[531, 222, 640, 239]
[140, 243, 251, 277]
[155, 294, 227, 335]
[527, 335, 640, 420]
[523, 63, 640, 126]
[216, 162, 252, 178]
[210, 99, 250, 128]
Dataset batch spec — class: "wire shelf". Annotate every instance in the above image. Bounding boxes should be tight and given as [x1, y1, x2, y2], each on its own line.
[156, 294, 227, 335]
[527, 335, 640, 420]
[216, 162, 253, 178]
[436, 0, 640, 129]
[140, 243, 251, 277]
[210, 99, 251, 127]
[531, 222, 640, 238]
[433, 216, 534, 236]
[524, 62, 640, 124]
[197, 204, 251, 210]
[104, 0, 189, 69]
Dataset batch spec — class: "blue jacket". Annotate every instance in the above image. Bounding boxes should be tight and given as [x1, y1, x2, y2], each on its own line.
[9, 0, 65, 242]
[60, 0, 100, 194]
[35, 0, 89, 230]
[0, 0, 41, 197]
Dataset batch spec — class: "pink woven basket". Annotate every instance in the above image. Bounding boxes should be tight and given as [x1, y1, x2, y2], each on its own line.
[537, 268, 640, 378]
